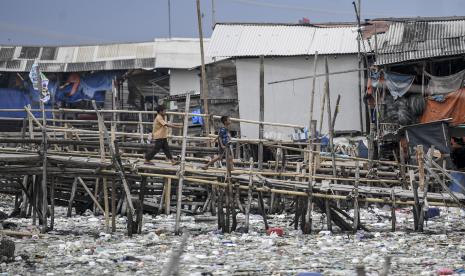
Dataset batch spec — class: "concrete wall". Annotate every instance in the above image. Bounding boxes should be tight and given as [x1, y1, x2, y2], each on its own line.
[169, 69, 200, 96]
[236, 55, 364, 140]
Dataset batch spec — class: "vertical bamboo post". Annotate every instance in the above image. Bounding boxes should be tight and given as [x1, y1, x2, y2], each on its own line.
[417, 145, 425, 192]
[258, 192, 269, 230]
[368, 123, 375, 169]
[50, 176, 55, 230]
[67, 178, 78, 217]
[304, 52, 318, 234]
[165, 178, 172, 215]
[98, 113, 110, 233]
[409, 169, 420, 231]
[258, 55, 265, 171]
[138, 112, 144, 143]
[418, 145, 433, 232]
[93, 178, 100, 216]
[355, 0, 364, 134]
[353, 159, 360, 232]
[391, 189, 396, 232]
[324, 57, 337, 183]
[175, 92, 191, 234]
[319, 91, 326, 135]
[35, 63, 48, 233]
[293, 162, 301, 230]
[138, 176, 147, 234]
[20, 176, 29, 217]
[111, 179, 116, 232]
[399, 140, 407, 189]
[111, 80, 117, 144]
[196, 0, 210, 136]
[27, 105, 34, 140]
[226, 147, 236, 232]
[32, 175, 37, 225]
[324, 57, 335, 232]
[245, 157, 254, 233]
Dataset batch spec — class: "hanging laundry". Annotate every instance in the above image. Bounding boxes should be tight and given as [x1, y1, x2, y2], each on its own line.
[425, 69, 465, 95]
[384, 71, 415, 100]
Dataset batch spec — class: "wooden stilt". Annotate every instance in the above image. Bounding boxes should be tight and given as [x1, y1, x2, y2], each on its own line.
[418, 146, 432, 232]
[50, 176, 55, 230]
[159, 180, 166, 214]
[137, 177, 146, 234]
[93, 178, 100, 216]
[111, 179, 116, 232]
[353, 159, 360, 232]
[20, 175, 29, 217]
[409, 169, 420, 231]
[258, 192, 269, 230]
[217, 187, 224, 231]
[391, 189, 396, 232]
[399, 140, 407, 189]
[291, 196, 298, 230]
[67, 178, 78, 217]
[165, 178, 172, 215]
[245, 158, 254, 233]
[325, 191, 332, 232]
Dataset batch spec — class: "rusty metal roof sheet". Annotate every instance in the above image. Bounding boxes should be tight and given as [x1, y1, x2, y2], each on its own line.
[373, 18, 465, 65]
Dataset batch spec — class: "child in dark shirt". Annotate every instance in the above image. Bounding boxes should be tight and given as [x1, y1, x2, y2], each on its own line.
[202, 116, 233, 170]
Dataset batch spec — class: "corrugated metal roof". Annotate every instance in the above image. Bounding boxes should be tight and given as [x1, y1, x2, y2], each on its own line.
[0, 39, 215, 72]
[208, 23, 361, 57]
[373, 19, 465, 65]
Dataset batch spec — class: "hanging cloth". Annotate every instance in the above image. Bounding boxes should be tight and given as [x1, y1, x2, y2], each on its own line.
[384, 71, 415, 100]
[425, 69, 465, 95]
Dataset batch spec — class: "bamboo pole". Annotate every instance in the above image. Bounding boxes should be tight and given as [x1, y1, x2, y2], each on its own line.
[245, 157, 254, 233]
[304, 51, 318, 234]
[98, 107, 110, 233]
[258, 55, 265, 171]
[324, 57, 337, 185]
[175, 92, 191, 235]
[196, 0, 210, 136]
[353, 159, 360, 232]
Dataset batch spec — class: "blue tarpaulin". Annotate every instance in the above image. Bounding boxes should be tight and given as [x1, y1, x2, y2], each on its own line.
[0, 87, 52, 119]
[55, 72, 119, 104]
[449, 171, 465, 195]
[191, 109, 204, 125]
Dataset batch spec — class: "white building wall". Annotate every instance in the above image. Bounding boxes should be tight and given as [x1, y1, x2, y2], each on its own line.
[169, 69, 200, 96]
[236, 55, 363, 140]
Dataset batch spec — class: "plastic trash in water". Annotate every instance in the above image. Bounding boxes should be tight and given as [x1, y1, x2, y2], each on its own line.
[425, 208, 440, 219]
[437, 268, 454, 275]
[296, 272, 323, 276]
[266, 227, 284, 237]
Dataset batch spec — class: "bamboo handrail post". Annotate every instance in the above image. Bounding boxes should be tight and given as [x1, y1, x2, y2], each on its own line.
[175, 92, 191, 235]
